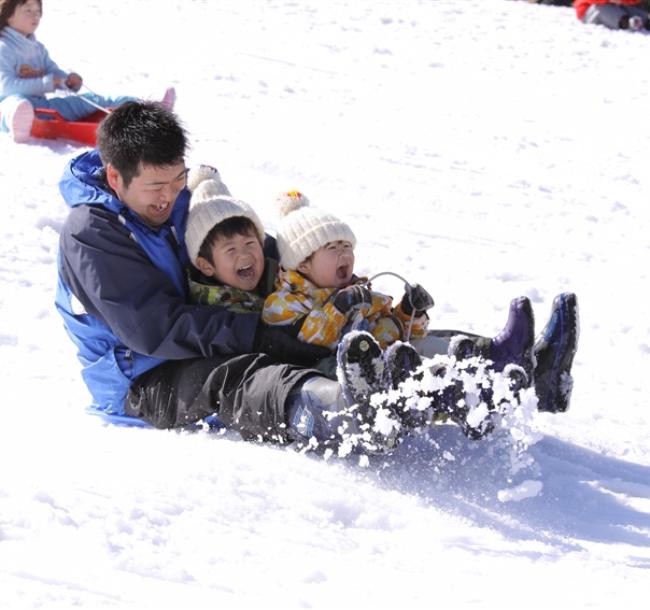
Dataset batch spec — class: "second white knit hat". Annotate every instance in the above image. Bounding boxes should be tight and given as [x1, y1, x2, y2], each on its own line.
[184, 165, 265, 267]
[275, 190, 356, 270]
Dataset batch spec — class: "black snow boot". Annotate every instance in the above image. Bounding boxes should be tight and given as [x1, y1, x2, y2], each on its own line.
[336, 331, 401, 452]
[383, 341, 422, 389]
[382, 341, 429, 430]
[428, 358, 529, 440]
[413, 360, 487, 439]
[534, 293, 579, 413]
[336, 330, 385, 406]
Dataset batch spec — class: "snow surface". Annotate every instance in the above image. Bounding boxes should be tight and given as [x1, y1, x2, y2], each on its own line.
[1, 0, 650, 608]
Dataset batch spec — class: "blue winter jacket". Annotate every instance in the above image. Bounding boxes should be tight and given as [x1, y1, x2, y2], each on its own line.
[56, 151, 260, 415]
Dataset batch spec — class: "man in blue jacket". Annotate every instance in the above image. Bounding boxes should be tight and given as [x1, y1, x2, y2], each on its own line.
[56, 100, 339, 441]
[56, 101, 579, 452]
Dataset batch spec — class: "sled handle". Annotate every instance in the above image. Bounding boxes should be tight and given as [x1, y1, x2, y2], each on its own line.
[364, 271, 420, 342]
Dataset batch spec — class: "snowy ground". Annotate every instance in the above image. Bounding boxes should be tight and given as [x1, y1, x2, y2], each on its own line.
[1, 1, 649, 608]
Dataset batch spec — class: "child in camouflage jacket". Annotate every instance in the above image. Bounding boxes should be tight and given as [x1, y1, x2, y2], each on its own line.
[184, 166, 276, 312]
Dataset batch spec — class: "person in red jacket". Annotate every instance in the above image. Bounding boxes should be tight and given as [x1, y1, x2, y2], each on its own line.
[574, 0, 650, 30]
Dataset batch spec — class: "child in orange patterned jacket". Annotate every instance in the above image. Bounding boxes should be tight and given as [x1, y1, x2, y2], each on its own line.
[262, 191, 434, 354]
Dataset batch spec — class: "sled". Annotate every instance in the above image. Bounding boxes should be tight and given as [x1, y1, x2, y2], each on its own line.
[30, 108, 104, 146]
[86, 407, 225, 432]
[87, 408, 154, 428]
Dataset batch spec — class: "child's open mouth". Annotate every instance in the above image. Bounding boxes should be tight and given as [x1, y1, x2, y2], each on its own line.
[237, 263, 255, 278]
[336, 264, 350, 280]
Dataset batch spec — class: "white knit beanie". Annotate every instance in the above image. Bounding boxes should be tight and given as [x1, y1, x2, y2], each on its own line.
[275, 190, 356, 270]
[185, 165, 266, 267]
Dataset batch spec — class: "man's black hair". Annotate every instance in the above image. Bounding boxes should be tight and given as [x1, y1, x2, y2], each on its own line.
[97, 101, 188, 187]
[198, 216, 261, 265]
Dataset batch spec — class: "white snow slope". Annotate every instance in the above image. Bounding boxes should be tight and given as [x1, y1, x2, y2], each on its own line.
[1, 1, 649, 608]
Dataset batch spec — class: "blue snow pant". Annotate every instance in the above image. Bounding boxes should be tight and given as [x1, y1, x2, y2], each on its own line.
[582, 3, 650, 30]
[0, 92, 136, 131]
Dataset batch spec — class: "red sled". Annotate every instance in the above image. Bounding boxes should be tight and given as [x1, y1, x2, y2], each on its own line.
[30, 108, 104, 146]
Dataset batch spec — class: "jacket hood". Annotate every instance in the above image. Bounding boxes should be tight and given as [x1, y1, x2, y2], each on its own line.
[59, 150, 124, 214]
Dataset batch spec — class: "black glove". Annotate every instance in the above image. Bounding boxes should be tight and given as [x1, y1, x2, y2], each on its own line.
[254, 323, 331, 366]
[332, 285, 372, 314]
[400, 283, 434, 316]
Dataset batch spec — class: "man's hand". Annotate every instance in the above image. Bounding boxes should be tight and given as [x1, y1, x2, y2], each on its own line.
[333, 285, 372, 314]
[400, 283, 434, 316]
[254, 323, 331, 366]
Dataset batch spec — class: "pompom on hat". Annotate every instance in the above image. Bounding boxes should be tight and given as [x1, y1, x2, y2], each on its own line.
[275, 190, 356, 270]
[185, 165, 266, 267]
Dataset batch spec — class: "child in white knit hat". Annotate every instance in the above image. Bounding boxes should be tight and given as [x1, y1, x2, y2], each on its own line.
[262, 190, 433, 351]
[262, 190, 435, 405]
[184, 165, 277, 313]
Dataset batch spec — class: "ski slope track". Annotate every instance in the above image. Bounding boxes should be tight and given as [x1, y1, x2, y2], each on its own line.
[0, 1, 648, 608]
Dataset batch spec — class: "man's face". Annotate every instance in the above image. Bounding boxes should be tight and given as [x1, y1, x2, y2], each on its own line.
[107, 162, 187, 227]
[8, 0, 41, 36]
[298, 240, 355, 289]
[197, 229, 264, 292]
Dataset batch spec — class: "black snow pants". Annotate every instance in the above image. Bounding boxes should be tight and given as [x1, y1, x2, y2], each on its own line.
[124, 330, 483, 446]
[126, 353, 316, 442]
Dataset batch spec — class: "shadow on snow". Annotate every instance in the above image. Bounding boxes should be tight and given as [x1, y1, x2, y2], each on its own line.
[362, 425, 650, 557]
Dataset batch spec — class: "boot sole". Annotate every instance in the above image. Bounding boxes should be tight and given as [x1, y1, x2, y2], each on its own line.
[336, 332, 385, 405]
[11, 101, 34, 143]
[384, 341, 422, 389]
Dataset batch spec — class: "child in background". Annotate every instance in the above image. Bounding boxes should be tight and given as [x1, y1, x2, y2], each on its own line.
[574, 0, 650, 30]
[0, 0, 174, 142]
